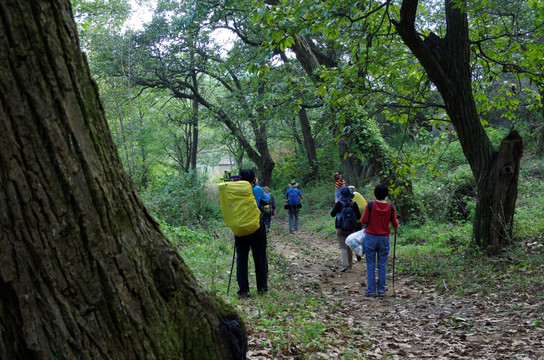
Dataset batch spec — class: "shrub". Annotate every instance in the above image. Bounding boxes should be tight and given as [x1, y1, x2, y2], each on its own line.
[140, 170, 222, 228]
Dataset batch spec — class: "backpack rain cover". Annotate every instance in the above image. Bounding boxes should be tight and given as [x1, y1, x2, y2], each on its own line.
[218, 181, 260, 236]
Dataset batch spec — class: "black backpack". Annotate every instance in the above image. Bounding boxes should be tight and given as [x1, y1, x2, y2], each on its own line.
[260, 201, 273, 215]
[338, 200, 358, 232]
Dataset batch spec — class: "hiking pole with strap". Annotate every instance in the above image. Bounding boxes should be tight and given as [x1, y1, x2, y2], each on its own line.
[227, 240, 236, 296]
[392, 229, 397, 296]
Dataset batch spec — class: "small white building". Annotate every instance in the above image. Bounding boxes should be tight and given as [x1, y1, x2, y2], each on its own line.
[217, 155, 234, 173]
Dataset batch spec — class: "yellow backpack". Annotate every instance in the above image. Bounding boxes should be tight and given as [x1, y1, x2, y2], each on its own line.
[218, 181, 260, 236]
[352, 192, 367, 223]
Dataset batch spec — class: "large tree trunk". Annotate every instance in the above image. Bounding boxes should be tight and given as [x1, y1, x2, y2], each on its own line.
[473, 132, 523, 249]
[0, 1, 246, 359]
[299, 106, 319, 180]
[395, 0, 523, 251]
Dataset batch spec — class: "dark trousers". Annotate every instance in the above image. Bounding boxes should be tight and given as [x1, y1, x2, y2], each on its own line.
[235, 223, 268, 294]
[262, 213, 272, 231]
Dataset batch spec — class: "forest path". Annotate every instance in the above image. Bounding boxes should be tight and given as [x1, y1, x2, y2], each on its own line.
[257, 218, 544, 359]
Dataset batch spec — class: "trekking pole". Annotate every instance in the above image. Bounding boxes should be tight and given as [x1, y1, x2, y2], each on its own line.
[227, 240, 236, 296]
[392, 229, 397, 296]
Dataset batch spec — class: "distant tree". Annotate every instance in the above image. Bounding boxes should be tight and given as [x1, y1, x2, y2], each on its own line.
[0, 1, 245, 358]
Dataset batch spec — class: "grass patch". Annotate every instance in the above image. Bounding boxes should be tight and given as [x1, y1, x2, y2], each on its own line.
[395, 219, 544, 297]
[161, 220, 234, 295]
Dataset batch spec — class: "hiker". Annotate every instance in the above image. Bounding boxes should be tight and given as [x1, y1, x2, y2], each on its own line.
[349, 185, 367, 261]
[330, 186, 362, 272]
[348, 185, 367, 231]
[360, 184, 399, 297]
[262, 186, 276, 233]
[285, 180, 303, 233]
[333, 172, 346, 203]
[223, 170, 230, 181]
[235, 169, 270, 297]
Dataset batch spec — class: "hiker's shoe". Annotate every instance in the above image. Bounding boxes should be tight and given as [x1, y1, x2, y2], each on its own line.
[377, 292, 386, 297]
[238, 292, 250, 299]
[340, 266, 349, 272]
[365, 292, 376, 297]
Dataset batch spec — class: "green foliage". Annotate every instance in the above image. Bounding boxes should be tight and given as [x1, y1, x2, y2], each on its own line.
[397, 221, 544, 297]
[272, 139, 339, 188]
[140, 170, 222, 228]
[300, 191, 338, 234]
[514, 159, 544, 241]
[160, 221, 233, 294]
[400, 220, 473, 248]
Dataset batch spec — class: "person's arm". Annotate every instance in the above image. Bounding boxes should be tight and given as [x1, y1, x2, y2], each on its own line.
[391, 205, 399, 230]
[254, 186, 269, 205]
[360, 203, 370, 225]
[330, 202, 341, 217]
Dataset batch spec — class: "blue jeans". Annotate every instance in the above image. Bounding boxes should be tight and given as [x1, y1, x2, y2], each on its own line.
[363, 234, 390, 295]
[288, 207, 299, 232]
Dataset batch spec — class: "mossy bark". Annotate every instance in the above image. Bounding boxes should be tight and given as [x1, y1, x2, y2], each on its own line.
[0, 1, 246, 359]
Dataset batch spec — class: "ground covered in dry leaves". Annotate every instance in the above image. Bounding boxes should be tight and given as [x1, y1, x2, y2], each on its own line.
[244, 220, 544, 359]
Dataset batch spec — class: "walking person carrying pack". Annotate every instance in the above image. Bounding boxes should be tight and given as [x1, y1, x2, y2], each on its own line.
[285, 181, 303, 233]
[218, 169, 269, 298]
[261, 186, 276, 233]
[331, 186, 362, 272]
[333, 172, 346, 203]
[360, 184, 399, 297]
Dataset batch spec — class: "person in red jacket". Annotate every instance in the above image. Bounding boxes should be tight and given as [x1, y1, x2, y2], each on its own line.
[360, 184, 399, 297]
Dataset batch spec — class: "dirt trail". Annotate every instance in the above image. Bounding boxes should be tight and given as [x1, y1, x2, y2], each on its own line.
[263, 219, 544, 359]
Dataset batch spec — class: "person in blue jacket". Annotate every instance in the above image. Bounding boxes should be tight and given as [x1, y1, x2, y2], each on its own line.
[285, 181, 303, 233]
[261, 186, 276, 233]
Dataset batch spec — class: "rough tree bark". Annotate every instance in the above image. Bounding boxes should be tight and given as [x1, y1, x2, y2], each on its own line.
[298, 106, 319, 180]
[394, 0, 523, 251]
[0, 1, 246, 359]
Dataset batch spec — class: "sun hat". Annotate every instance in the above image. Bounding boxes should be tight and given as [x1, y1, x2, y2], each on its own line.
[339, 186, 354, 201]
[290, 180, 299, 188]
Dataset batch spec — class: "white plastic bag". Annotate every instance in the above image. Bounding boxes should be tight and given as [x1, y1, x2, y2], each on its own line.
[345, 230, 365, 256]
